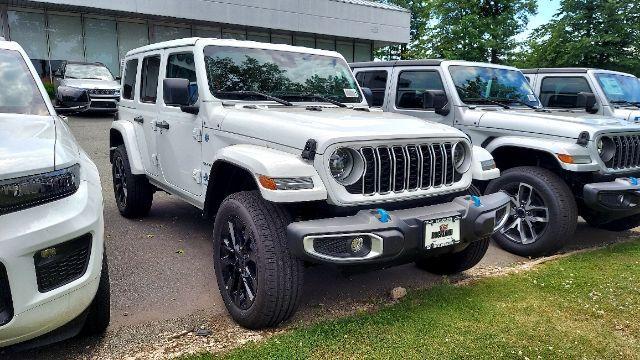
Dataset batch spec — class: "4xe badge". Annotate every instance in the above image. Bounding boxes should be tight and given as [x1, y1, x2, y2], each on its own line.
[432, 223, 454, 239]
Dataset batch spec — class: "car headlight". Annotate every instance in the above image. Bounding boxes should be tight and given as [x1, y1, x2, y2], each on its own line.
[329, 148, 363, 185]
[597, 136, 616, 163]
[0, 164, 80, 216]
[452, 142, 471, 173]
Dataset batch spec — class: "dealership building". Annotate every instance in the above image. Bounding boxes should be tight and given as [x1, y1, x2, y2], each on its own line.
[0, 0, 409, 81]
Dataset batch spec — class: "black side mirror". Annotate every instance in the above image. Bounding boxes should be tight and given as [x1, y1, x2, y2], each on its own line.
[578, 92, 598, 114]
[54, 86, 90, 114]
[361, 87, 373, 107]
[423, 90, 450, 116]
[163, 78, 199, 114]
[115, 76, 122, 82]
[53, 69, 63, 78]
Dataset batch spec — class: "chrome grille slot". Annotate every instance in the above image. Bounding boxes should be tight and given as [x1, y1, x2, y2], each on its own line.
[345, 142, 462, 196]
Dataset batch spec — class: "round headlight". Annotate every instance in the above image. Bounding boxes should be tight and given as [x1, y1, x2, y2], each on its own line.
[330, 148, 355, 182]
[598, 137, 616, 163]
[452, 142, 470, 173]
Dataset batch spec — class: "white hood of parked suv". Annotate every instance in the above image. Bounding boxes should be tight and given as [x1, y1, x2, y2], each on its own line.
[220, 106, 465, 153]
[0, 115, 80, 180]
[60, 78, 120, 90]
[477, 108, 640, 139]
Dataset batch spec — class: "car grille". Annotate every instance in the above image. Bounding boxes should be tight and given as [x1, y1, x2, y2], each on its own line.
[88, 88, 117, 96]
[604, 135, 640, 170]
[34, 234, 92, 293]
[0, 263, 13, 326]
[345, 142, 461, 196]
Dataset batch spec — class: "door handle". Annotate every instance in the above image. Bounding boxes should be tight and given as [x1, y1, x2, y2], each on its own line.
[155, 120, 170, 130]
[134, 116, 144, 124]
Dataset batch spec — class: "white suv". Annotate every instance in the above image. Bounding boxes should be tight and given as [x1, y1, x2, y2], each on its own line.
[110, 38, 510, 329]
[0, 40, 109, 350]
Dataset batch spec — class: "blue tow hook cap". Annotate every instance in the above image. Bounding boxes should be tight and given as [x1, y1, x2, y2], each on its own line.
[630, 177, 639, 186]
[467, 195, 482, 207]
[376, 209, 391, 223]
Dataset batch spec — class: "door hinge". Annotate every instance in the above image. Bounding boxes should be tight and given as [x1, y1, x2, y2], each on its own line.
[152, 154, 159, 166]
[193, 128, 203, 142]
[192, 169, 202, 184]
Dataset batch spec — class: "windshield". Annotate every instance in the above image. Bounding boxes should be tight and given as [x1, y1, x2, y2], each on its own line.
[65, 63, 114, 81]
[0, 50, 49, 115]
[203, 46, 363, 103]
[450, 66, 541, 107]
[595, 73, 640, 104]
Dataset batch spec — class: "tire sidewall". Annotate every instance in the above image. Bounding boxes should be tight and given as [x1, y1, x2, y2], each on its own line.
[112, 146, 130, 214]
[486, 167, 576, 256]
[213, 196, 269, 326]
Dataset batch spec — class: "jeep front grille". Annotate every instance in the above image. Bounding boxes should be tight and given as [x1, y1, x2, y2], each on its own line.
[345, 143, 461, 196]
[604, 135, 640, 170]
[0, 263, 13, 326]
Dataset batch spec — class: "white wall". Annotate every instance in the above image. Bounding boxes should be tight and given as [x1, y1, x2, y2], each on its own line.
[27, 0, 410, 43]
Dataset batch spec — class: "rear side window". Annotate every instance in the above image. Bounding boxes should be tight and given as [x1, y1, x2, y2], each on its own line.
[140, 55, 161, 103]
[540, 76, 592, 108]
[122, 59, 138, 100]
[355, 70, 388, 107]
[166, 52, 198, 104]
[0, 49, 49, 115]
[396, 70, 445, 109]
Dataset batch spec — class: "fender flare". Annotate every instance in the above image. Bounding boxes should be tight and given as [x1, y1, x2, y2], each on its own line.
[484, 136, 599, 172]
[211, 144, 327, 203]
[471, 145, 500, 181]
[110, 120, 145, 175]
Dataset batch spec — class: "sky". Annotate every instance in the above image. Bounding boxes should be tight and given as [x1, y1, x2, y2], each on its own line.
[517, 0, 561, 40]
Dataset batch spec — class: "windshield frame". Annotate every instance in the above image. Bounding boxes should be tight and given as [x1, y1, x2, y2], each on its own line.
[0, 49, 51, 116]
[64, 63, 114, 81]
[202, 45, 364, 105]
[448, 65, 542, 108]
[594, 72, 640, 105]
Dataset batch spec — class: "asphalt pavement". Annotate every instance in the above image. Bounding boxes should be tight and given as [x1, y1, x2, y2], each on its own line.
[9, 115, 636, 359]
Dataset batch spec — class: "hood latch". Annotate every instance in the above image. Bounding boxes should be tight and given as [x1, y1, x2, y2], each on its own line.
[301, 139, 317, 160]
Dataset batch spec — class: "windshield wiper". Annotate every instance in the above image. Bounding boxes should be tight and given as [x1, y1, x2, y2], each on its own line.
[213, 90, 293, 106]
[463, 97, 511, 109]
[490, 97, 543, 110]
[278, 93, 347, 108]
[610, 100, 640, 108]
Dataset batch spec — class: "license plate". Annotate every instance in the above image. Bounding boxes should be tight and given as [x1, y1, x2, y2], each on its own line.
[424, 216, 461, 249]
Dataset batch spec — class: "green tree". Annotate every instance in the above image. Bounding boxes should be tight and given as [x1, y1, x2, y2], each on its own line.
[375, 0, 431, 60]
[425, 0, 537, 63]
[516, 0, 640, 75]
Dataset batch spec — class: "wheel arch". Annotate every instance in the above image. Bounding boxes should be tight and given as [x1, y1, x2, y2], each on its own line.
[109, 120, 145, 175]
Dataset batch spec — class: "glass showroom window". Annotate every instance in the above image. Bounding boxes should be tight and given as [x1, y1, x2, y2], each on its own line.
[247, 31, 270, 43]
[118, 21, 149, 67]
[85, 18, 119, 75]
[194, 27, 222, 39]
[294, 36, 315, 48]
[336, 40, 354, 62]
[154, 25, 191, 43]
[222, 29, 246, 40]
[7, 10, 49, 81]
[271, 33, 292, 45]
[48, 14, 84, 62]
[316, 38, 336, 51]
[354, 42, 373, 62]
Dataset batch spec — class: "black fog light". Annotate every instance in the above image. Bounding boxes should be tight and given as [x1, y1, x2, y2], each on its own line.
[34, 234, 92, 292]
[599, 193, 638, 208]
[312, 235, 374, 259]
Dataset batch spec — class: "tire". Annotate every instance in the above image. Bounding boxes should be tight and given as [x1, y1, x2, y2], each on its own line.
[213, 191, 304, 329]
[112, 145, 153, 218]
[585, 213, 640, 232]
[415, 184, 489, 275]
[485, 166, 578, 257]
[81, 252, 111, 335]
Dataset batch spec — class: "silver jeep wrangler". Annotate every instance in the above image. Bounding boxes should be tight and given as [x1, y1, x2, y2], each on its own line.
[109, 40, 509, 329]
[352, 60, 640, 257]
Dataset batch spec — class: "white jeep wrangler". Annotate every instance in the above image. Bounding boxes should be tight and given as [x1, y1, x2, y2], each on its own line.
[521, 68, 640, 122]
[110, 39, 509, 329]
[351, 60, 640, 257]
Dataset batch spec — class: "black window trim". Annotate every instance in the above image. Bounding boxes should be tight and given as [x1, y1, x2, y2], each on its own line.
[539, 75, 594, 109]
[122, 58, 139, 101]
[394, 69, 446, 110]
[140, 54, 162, 104]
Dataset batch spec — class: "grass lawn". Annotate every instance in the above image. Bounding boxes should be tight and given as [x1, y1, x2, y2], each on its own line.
[188, 240, 640, 359]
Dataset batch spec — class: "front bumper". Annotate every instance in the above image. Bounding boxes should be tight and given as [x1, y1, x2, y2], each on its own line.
[0, 173, 104, 348]
[583, 177, 640, 222]
[287, 192, 510, 265]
